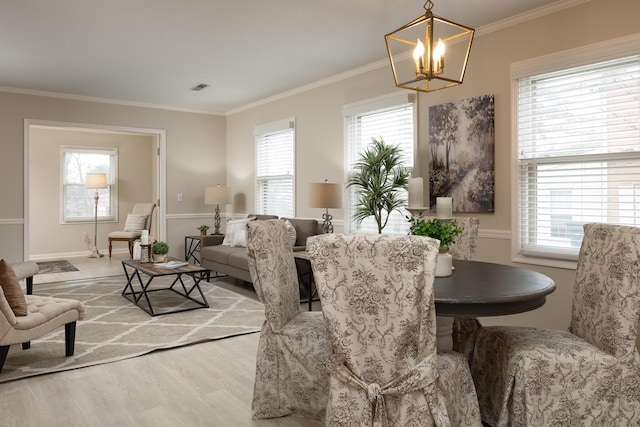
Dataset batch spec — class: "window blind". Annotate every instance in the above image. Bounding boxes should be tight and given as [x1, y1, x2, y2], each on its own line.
[255, 120, 295, 217]
[516, 54, 640, 260]
[61, 147, 117, 223]
[345, 97, 415, 234]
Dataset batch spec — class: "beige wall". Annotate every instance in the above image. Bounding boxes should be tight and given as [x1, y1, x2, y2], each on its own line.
[28, 127, 155, 257]
[0, 92, 227, 262]
[0, 0, 637, 332]
[226, 0, 640, 331]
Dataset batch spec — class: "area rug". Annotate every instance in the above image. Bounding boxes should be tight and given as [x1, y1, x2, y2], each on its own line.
[1, 276, 265, 383]
[36, 260, 79, 274]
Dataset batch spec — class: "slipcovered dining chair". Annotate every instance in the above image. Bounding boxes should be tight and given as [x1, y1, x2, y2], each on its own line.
[420, 217, 481, 353]
[445, 217, 482, 359]
[108, 203, 156, 258]
[470, 223, 640, 426]
[245, 219, 329, 420]
[307, 233, 482, 426]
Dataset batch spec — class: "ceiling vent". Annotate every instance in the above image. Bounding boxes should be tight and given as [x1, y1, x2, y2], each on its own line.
[190, 83, 210, 91]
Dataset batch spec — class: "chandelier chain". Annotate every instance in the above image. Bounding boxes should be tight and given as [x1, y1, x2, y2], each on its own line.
[423, 0, 434, 12]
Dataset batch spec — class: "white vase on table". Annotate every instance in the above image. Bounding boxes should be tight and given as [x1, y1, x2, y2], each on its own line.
[436, 251, 453, 277]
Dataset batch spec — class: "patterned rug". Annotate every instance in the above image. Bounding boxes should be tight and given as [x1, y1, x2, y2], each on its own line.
[1, 276, 265, 383]
[36, 260, 79, 274]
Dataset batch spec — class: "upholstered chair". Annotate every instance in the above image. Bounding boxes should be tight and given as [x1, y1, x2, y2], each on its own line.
[471, 223, 640, 426]
[421, 216, 481, 354]
[0, 260, 85, 375]
[108, 203, 156, 258]
[308, 233, 482, 426]
[245, 219, 328, 420]
[447, 217, 482, 359]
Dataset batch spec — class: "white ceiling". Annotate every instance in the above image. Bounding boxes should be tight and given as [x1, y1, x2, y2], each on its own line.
[0, 0, 565, 115]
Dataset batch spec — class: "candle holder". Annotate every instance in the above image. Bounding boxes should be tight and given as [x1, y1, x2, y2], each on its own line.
[140, 244, 151, 263]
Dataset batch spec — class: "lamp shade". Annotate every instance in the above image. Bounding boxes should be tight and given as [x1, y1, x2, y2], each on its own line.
[309, 182, 342, 209]
[85, 173, 108, 189]
[205, 185, 231, 205]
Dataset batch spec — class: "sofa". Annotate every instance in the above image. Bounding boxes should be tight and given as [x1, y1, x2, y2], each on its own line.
[200, 215, 322, 296]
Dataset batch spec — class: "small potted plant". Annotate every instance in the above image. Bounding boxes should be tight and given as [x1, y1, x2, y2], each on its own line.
[197, 224, 210, 236]
[152, 241, 169, 262]
[407, 216, 464, 277]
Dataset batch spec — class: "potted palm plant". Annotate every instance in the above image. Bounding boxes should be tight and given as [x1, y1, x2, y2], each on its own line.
[346, 137, 410, 233]
[408, 216, 464, 276]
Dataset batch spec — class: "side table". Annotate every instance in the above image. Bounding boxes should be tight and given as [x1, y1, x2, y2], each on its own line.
[185, 235, 204, 264]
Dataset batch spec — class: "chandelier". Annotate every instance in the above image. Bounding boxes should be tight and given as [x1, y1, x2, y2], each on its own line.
[385, 0, 474, 93]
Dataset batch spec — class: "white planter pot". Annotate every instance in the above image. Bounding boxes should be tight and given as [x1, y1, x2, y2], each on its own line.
[152, 253, 166, 263]
[435, 251, 453, 277]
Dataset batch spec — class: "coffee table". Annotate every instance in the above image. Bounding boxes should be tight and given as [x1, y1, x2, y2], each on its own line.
[121, 258, 210, 316]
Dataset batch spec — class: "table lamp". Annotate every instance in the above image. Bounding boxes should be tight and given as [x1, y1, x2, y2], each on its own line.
[85, 173, 108, 258]
[309, 180, 342, 233]
[205, 185, 231, 234]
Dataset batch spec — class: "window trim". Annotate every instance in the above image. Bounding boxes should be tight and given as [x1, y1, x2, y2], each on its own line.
[60, 146, 118, 224]
[511, 33, 640, 269]
[254, 118, 296, 218]
[343, 93, 416, 234]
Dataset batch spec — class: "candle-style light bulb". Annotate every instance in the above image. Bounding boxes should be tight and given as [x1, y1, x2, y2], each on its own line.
[433, 38, 445, 74]
[413, 39, 425, 75]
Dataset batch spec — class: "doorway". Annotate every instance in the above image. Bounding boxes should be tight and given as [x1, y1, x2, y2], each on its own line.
[24, 120, 166, 270]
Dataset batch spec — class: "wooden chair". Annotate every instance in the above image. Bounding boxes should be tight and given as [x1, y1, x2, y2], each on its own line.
[108, 203, 156, 258]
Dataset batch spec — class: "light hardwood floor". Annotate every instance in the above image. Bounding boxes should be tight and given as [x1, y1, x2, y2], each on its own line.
[5, 254, 322, 427]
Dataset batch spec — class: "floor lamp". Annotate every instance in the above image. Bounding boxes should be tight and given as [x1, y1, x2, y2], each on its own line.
[205, 185, 231, 235]
[86, 173, 108, 258]
[309, 180, 342, 233]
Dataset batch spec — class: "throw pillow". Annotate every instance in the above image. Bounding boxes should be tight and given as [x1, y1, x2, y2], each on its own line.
[232, 229, 248, 247]
[0, 259, 27, 316]
[283, 219, 297, 247]
[282, 218, 319, 247]
[124, 214, 148, 232]
[222, 217, 255, 246]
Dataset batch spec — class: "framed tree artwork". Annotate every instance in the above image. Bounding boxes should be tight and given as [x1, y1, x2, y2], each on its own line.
[428, 94, 495, 213]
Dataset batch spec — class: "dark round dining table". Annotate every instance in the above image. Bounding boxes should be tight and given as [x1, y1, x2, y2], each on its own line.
[434, 260, 557, 316]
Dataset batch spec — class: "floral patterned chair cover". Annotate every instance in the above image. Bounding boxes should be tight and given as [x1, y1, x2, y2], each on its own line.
[421, 216, 482, 357]
[470, 223, 640, 426]
[307, 233, 482, 426]
[246, 220, 329, 420]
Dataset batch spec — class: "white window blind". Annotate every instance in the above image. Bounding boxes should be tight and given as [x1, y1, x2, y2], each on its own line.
[255, 119, 295, 217]
[61, 147, 117, 223]
[344, 94, 415, 234]
[516, 54, 640, 260]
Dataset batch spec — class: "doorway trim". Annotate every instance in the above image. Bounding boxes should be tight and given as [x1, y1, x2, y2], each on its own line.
[23, 119, 167, 260]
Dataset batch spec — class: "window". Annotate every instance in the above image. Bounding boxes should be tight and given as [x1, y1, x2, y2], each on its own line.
[255, 119, 295, 217]
[61, 147, 117, 223]
[344, 94, 415, 234]
[515, 37, 640, 261]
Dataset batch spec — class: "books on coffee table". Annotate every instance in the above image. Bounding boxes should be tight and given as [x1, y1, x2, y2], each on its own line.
[154, 260, 189, 269]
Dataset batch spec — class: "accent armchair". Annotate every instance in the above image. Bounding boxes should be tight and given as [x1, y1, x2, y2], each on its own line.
[108, 203, 156, 258]
[0, 261, 85, 375]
